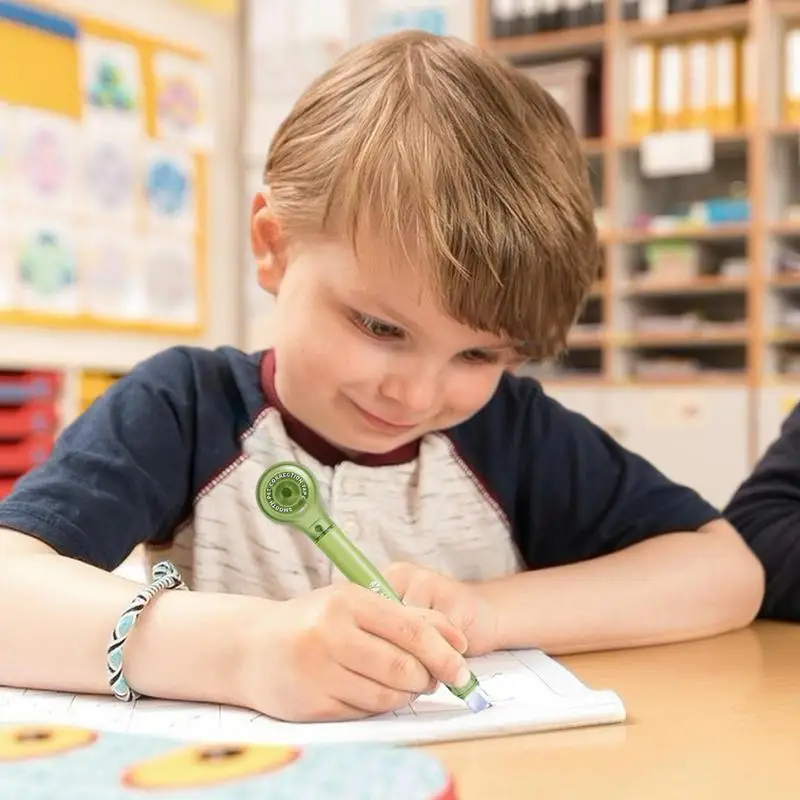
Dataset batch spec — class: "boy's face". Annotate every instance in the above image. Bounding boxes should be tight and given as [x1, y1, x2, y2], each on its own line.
[252, 201, 522, 456]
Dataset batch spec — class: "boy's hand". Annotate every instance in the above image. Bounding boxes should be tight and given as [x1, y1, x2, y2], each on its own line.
[384, 562, 502, 657]
[237, 583, 470, 723]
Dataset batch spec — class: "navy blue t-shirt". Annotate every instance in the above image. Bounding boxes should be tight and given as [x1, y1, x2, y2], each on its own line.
[725, 400, 800, 621]
[0, 346, 720, 597]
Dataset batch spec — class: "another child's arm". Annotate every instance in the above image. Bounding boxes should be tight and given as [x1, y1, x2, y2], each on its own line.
[484, 393, 764, 654]
[724, 401, 800, 621]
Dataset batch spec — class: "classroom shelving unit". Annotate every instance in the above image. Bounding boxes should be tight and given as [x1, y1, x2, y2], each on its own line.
[476, 0, 800, 507]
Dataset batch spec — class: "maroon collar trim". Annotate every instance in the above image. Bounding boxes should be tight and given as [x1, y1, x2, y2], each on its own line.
[259, 349, 420, 467]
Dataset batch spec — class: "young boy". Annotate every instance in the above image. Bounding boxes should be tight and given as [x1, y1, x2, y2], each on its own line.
[725, 400, 800, 622]
[0, 31, 762, 723]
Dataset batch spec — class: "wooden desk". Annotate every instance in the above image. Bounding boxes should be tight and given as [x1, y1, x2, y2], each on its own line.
[424, 621, 799, 799]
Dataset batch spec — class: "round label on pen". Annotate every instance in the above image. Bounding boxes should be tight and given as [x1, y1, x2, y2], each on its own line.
[264, 471, 309, 516]
[255, 462, 318, 524]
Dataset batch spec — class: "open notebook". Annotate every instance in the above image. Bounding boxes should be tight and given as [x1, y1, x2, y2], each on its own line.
[0, 649, 625, 746]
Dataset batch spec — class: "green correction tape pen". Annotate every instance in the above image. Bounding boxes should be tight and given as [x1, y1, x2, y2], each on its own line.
[255, 460, 491, 714]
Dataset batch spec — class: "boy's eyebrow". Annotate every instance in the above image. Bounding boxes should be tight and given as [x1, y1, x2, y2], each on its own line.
[477, 342, 524, 352]
[350, 292, 420, 330]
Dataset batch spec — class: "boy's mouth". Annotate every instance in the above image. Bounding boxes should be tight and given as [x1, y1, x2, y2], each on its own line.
[347, 400, 420, 433]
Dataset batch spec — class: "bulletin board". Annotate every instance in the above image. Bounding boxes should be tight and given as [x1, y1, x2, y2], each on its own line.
[175, 0, 237, 13]
[0, 0, 212, 335]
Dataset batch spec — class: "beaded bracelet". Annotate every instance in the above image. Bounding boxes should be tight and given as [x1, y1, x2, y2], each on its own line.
[107, 560, 188, 702]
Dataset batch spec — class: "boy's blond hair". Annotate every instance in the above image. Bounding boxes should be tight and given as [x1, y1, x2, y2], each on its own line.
[264, 30, 599, 360]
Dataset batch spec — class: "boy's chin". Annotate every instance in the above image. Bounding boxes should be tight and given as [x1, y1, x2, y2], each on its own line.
[337, 432, 415, 456]
[329, 424, 422, 457]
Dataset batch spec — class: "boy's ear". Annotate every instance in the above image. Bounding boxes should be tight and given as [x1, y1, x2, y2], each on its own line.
[250, 191, 287, 295]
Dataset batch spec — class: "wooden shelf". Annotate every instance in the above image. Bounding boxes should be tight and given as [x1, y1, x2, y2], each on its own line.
[617, 128, 750, 150]
[474, 0, 796, 476]
[487, 25, 606, 58]
[767, 330, 800, 343]
[620, 328, 749, 346]
[769, 275, 800, 287]
[769, 220, 800, 236]
[622, 373, 748, 386]
[768, 123, 800, 138]
[582, 137, 607, 156]
[537, 376, 608, 387]
[773, 0, 800, 21]
[588, 280, 606, 296]
[544, 372, 749, 387]
[567, 333, 606, 347]
[622, 5, 751, 41]
[760, 374, 800, 385]
[615, 225, 751, 243]
[624, 276, 749, 295]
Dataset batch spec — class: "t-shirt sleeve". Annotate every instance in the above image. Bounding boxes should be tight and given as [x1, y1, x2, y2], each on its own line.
[724, 402, 800, 620]
[517, 391, 721, 568]
[0, 348, 199, 571]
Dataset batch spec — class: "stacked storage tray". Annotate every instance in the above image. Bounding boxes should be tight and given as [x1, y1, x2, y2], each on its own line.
[0, 371, 61, 499]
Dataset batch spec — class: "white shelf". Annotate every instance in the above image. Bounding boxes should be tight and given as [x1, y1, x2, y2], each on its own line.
[0, 327, 198, 373]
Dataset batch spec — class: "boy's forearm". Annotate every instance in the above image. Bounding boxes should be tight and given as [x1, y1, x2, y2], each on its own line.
[477, 520, 765, 654]
[0, 540, 257, 706]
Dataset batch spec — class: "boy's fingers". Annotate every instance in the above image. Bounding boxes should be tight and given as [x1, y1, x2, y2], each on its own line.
[355, 601, 469, 689]
[300, 696, 372, 723]
[329, 627, 434, 695]
[383, 561, 416, 593]
[419, 608, 468, 654]
[398, 582, 434, 610]
[328, 663, 416, 715]
[351, 587, 467, 652]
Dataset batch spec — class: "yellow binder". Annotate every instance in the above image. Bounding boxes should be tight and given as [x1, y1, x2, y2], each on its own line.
[785, 28, 800, 125]
[711, 36, 741, 130]
[684, 39, 711, 129]
[657, 43, 685, 131]
[629, 43, 658, 139]
[741, 34, 756, 127]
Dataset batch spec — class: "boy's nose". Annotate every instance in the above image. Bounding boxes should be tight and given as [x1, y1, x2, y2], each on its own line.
[379, 373, 439, 416]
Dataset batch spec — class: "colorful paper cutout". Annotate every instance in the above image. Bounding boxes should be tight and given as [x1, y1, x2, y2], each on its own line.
[15, 108, 78, 213]
[144, 145, 195, 230]
[143, 238, 198, 323]
[79, 35, 143, 135]
[369, 5, 447, 37]
[0, 101, 11, 204]
[80, 231, 143, 319]
[16, 221, 78, 313]
[152, 51, 213, 151]
[81, 130, 138, 223]
[0, 218, 14, 310]
[0, 4, 207, 336]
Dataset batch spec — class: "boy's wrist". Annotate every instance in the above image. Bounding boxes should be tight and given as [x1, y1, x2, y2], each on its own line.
[471, 575, 528, 652]
[121, 588, 267, 709]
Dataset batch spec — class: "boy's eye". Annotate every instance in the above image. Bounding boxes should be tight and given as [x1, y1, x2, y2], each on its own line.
[460, 349, 499, 365]
[355, 313, 403, 339]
